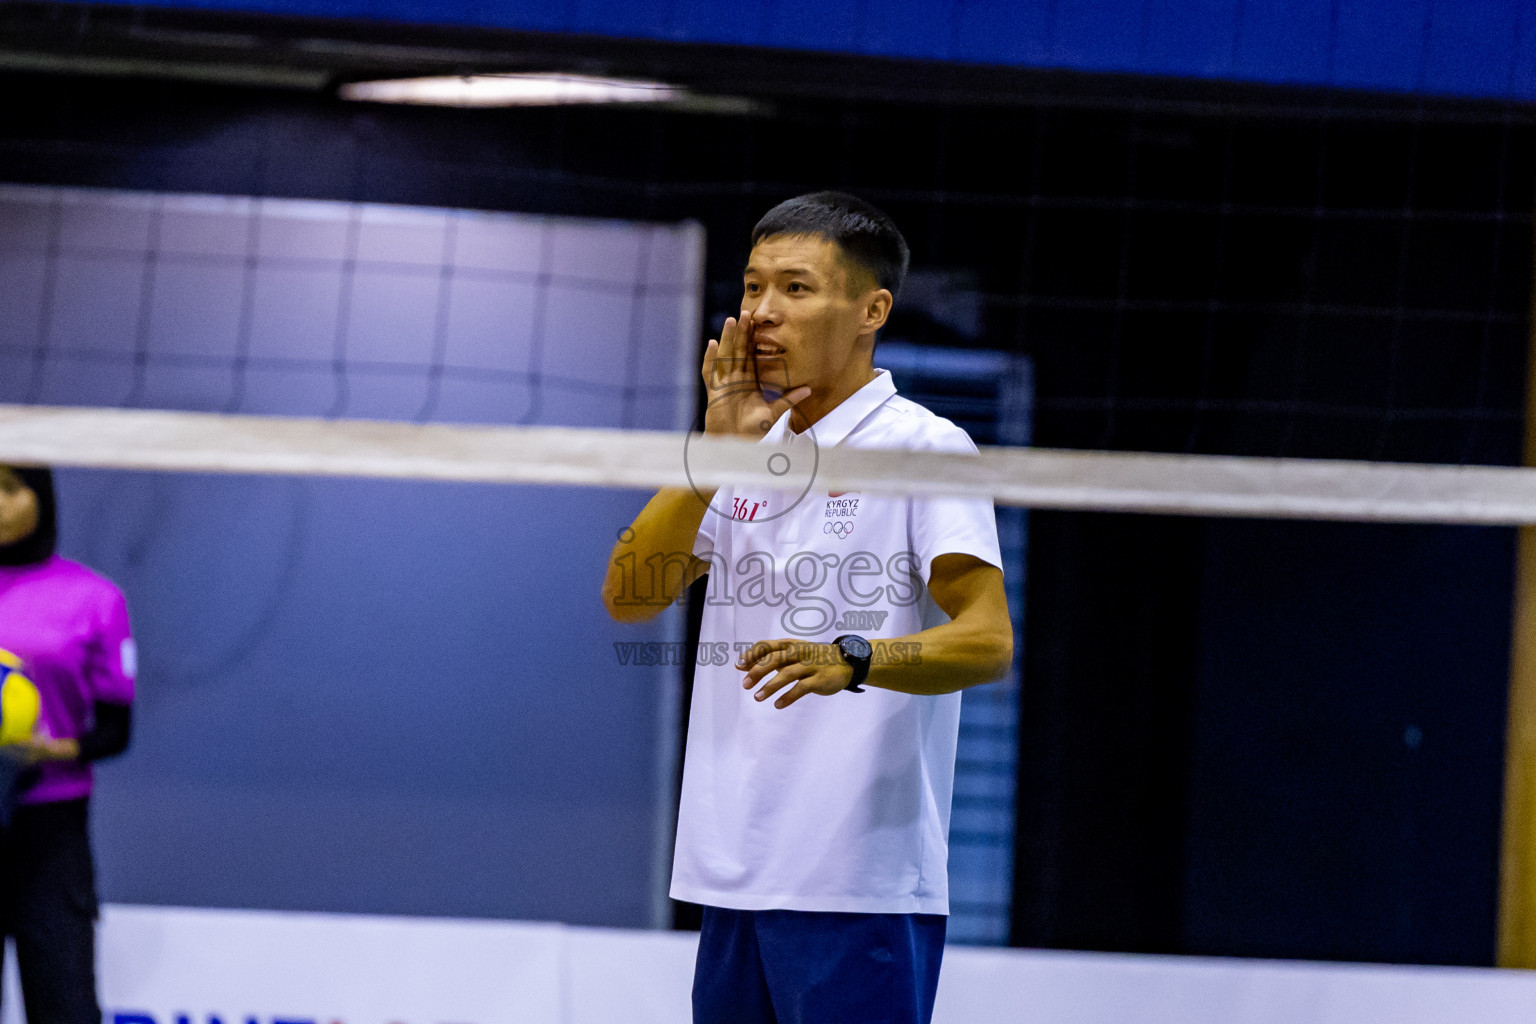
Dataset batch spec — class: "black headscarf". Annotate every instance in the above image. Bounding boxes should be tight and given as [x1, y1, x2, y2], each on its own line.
[0, 466, 57, 567]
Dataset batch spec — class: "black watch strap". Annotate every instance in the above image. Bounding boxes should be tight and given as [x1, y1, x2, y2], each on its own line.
[833, 634, 872, 693]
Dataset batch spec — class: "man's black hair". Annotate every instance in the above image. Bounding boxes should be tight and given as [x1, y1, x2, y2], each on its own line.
[0, 466, 56, 567]
[750, 192, 911, 300]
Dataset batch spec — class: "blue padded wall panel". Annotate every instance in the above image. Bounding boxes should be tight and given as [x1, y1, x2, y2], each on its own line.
[458, 0, 570, 33]
[61, 1, 1536, 106]
[1140, 0, 1242, 78]
[1421, 0, 1523, 98]
[863, 0, 957, 62]
[764, 0, 863, 55]
[1518, 8, 1536, 100]
[1051, 0, 1145, 73]
[952, 0, 1055, 67]
[664, 0, 770, 47]
[568, 0, 670, 40]
[1330, 0, 1432, 93]
[1230, 0, 1334, 85]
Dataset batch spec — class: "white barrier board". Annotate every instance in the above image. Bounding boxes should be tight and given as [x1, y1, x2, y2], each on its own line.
[4, 904, 1536, 1024]
[933, 946, 1536, 1024]
[97, 906, 569, 1024]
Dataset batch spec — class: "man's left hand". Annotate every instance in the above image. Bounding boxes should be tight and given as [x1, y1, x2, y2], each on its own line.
[739, 640, 855, 709]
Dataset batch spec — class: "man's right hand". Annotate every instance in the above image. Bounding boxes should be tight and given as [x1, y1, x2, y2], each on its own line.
[702, 310, 811, 439]
[605, 312, 810, 623]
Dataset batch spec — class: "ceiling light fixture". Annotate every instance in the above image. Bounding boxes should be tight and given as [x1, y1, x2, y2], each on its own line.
[339, 72, 685, 107]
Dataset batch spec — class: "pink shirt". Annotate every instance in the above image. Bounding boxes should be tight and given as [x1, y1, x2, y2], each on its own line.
[0, 555, 135, 805]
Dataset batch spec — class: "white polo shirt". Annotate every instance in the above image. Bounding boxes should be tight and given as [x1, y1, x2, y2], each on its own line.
[672, 369, 1003, 915]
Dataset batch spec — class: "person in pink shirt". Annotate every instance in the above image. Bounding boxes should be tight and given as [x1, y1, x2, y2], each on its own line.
[0, 465, 135, 1024]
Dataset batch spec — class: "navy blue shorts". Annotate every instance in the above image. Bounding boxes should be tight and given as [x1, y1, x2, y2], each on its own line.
[692, 907, 946, 1024]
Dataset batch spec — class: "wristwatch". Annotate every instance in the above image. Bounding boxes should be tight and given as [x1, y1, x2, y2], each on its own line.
[832, 634, 873, 693]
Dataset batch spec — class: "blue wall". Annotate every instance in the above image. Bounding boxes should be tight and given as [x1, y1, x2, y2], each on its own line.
[66, 470, 681, 927]
[70, 0, 1536, 102]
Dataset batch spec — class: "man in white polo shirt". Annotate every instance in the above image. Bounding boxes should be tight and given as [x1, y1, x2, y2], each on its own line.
[604, 192, 1013, 1024]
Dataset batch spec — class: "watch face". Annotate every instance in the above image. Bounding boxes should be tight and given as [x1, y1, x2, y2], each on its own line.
[841, 636, 873, 661]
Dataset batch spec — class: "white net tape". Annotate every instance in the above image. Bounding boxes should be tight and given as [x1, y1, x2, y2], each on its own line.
[4, 403, 1536, 524]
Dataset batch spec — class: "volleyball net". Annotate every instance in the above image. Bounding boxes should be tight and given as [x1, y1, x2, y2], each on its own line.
[5, 402, 1536, 524]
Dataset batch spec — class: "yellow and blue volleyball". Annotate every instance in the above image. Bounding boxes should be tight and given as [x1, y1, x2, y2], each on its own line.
[0, 648, 40, 746]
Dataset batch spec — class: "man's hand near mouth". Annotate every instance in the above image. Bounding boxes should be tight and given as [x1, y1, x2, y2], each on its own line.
[703, 309, 810, 439]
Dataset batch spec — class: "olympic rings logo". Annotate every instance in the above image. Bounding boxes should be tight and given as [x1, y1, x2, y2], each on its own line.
[824, 521, 855, 539]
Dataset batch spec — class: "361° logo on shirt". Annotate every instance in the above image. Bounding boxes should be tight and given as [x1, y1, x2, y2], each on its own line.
[730, 497, 767, 521]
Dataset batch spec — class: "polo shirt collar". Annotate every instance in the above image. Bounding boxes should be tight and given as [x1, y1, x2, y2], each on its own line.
[769, 369, 897, 448]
